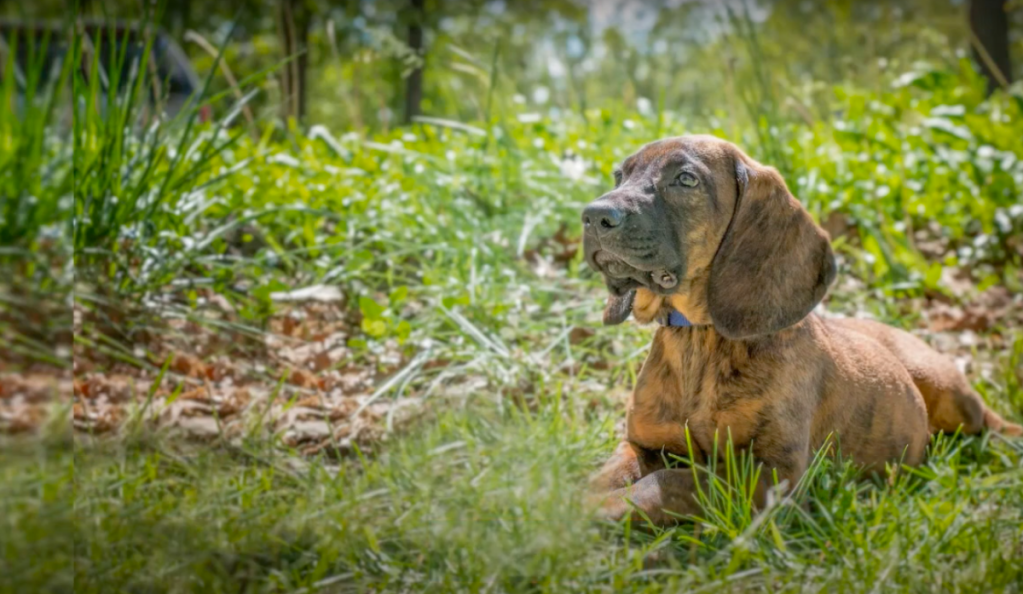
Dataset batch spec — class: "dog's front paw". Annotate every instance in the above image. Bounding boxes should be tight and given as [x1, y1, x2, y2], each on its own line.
[585, 489, 630, 523]
[598, 494, 631, 523]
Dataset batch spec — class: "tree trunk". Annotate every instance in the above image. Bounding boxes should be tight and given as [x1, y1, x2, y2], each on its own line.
[278, 0, 312, 122]
[404, 0, 425, 124]
[969, 0, 1012, 95]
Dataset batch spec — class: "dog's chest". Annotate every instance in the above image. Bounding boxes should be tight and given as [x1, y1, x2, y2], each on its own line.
[625, 328, 774, 459]
[628, 394, 759, 462]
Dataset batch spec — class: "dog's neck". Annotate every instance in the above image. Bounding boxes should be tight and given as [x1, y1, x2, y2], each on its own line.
[632, 286, 713, 326]
[661, 309, 698, 327]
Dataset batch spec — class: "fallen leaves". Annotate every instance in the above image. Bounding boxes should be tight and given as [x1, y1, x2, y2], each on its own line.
[73, 400, 124, 434]
[171, 354, 210, 379]
[61, 295, 446, 457]
[926, 286, 1019, 333]
[1, 373, 69, 435]
[569, 326, 595, 345]
[74, 374, 140, 402]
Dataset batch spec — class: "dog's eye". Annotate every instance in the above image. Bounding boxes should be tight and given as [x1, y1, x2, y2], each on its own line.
[670, 172, 699, 188]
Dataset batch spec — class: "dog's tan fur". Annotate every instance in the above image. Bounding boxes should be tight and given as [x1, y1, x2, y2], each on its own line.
[587, 136, 1022, 525]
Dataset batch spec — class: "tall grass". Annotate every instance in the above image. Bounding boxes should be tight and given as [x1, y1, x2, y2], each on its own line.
[0, 24, 71, 245]
[0, 21, 73, 370]
[72, 16, 260, 298]
[722, 2, 792, 180]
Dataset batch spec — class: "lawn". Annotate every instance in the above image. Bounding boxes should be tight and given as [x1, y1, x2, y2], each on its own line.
[4, 2, 1023, 593]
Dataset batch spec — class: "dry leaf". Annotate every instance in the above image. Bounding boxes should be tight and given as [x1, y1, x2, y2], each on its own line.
[288, 369, 319, 389]
[569, 327, 595, 345]
[172, 354, 208, 378]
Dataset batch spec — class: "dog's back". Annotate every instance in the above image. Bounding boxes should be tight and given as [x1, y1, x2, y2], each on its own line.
[827, 317, 1022, 437]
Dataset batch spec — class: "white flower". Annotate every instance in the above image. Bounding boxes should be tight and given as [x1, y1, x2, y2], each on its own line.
[268, 153, 300, 168]
[559, 155, 587, 181]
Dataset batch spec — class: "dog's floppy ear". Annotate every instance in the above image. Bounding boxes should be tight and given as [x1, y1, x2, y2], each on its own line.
[603, 289, 636, 325]
[707, 154, 836, 339]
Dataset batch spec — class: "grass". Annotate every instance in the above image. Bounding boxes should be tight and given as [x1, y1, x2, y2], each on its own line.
[6, 7, 1023, 594]
[63, 402, 1023, 593]
[0, 22, 73, 370]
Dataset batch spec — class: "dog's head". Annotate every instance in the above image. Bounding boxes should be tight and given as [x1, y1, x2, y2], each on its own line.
[583, 135, 835, 339]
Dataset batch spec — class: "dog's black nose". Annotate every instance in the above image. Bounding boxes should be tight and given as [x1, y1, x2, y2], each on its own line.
[583, 203, 625, 232]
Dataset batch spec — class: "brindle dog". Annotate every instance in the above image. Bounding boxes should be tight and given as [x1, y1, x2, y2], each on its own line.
[583, 135, 1022, 525]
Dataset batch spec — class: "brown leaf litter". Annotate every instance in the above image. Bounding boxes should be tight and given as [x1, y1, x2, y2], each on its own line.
[60, 298, 441, 455]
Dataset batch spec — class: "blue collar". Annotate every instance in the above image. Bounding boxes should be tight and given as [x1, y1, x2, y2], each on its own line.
[662, 309, 694, 327]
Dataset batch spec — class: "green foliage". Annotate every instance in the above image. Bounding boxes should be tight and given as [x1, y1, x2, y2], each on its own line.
[76, 59, 1023, 314]
[84, 0, 1022, 133]
[0, 26, 71, 247]
[0, 21, 73, 368]
[790, 61, 1023, 290]
[1, 440, 74, 593]
[73, 20, 245, 269]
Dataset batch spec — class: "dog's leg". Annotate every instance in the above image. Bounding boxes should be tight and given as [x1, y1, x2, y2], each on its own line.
[589, 441, 665, 493]
[598, 466, 803, 525]
[597, 468, 702, 525]
[597, 446, 807, 526]
[982, 407, 1023, 437]
[918, 376, 1022, 437]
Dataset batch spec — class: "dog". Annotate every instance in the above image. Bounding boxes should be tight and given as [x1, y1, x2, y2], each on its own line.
[583, 135, 1022, 525]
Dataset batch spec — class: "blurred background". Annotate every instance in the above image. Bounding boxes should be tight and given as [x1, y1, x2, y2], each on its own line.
[3, 1, 1023, 592]
[27, 0, 1023, 129]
